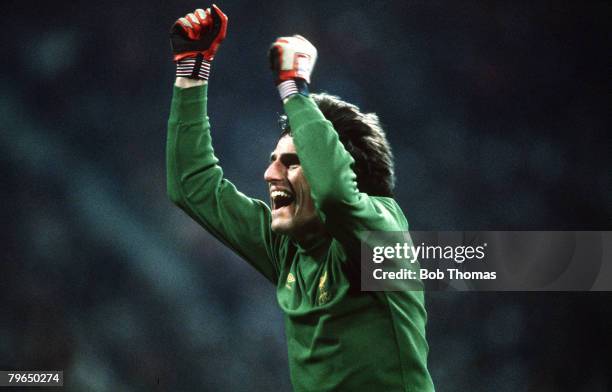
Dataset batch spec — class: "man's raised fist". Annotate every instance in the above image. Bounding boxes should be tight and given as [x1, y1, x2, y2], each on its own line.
[170, 4, 227, 80]
[269, 35, 317, 100]
[269, 35, 317, 84]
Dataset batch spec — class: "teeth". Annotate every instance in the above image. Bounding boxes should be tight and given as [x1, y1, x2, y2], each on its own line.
[271, 190, 291, 198]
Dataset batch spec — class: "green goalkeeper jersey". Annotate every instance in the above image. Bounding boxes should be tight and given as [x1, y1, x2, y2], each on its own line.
[166, 85, 434, 392]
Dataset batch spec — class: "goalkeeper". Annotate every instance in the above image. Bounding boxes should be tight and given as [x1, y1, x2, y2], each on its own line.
[166, 5, 434, 391]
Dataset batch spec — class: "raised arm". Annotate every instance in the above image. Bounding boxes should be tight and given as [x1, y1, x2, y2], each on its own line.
[268, 36, 407, 254]
[286, 96, 406, 232]
[167, 6, 280, 283]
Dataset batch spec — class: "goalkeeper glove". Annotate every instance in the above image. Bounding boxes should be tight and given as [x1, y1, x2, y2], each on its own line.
[269, 35, 317, 100]
[170, 4, 228, 80]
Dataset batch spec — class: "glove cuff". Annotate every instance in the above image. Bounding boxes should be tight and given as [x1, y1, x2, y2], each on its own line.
[277, 79, 309, 101]
[176, 54, 211, 80]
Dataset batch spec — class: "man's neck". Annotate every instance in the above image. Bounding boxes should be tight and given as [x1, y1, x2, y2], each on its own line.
[292, 221, 328, 251]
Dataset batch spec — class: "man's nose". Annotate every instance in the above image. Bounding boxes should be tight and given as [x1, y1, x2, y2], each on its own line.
[264, 160, 284, 182]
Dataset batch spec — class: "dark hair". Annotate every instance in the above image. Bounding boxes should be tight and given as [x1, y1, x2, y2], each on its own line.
[279, 93, 395, 197]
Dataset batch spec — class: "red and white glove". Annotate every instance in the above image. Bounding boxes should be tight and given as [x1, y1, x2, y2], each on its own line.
[170, 4, 228, 80]
[269, 35, 317, 100]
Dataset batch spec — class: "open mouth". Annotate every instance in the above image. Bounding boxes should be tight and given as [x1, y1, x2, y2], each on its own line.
[271, 190, 295, 210]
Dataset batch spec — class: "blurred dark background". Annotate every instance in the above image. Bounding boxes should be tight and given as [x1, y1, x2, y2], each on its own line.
[1, 0, 610, 391]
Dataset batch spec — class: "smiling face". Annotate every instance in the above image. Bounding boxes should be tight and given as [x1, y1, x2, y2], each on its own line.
[264, 135, 322, 239]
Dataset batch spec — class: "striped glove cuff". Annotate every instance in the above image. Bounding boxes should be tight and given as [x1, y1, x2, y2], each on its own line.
[277, 79, 309, 101]
[176, 54, 211, 80]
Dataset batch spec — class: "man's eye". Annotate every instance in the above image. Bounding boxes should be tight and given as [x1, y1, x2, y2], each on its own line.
[281, 155, 300, 167]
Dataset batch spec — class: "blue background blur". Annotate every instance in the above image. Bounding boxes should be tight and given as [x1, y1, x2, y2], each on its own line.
[1, 1, 610, 391]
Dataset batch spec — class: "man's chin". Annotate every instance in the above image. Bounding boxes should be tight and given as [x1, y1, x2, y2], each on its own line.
[271, 206, 294, 232]
[271, 220, 293, 235]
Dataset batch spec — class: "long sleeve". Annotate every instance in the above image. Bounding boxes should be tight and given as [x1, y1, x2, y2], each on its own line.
[166, 84, 280, 283]
[283, 94, 408, 254]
